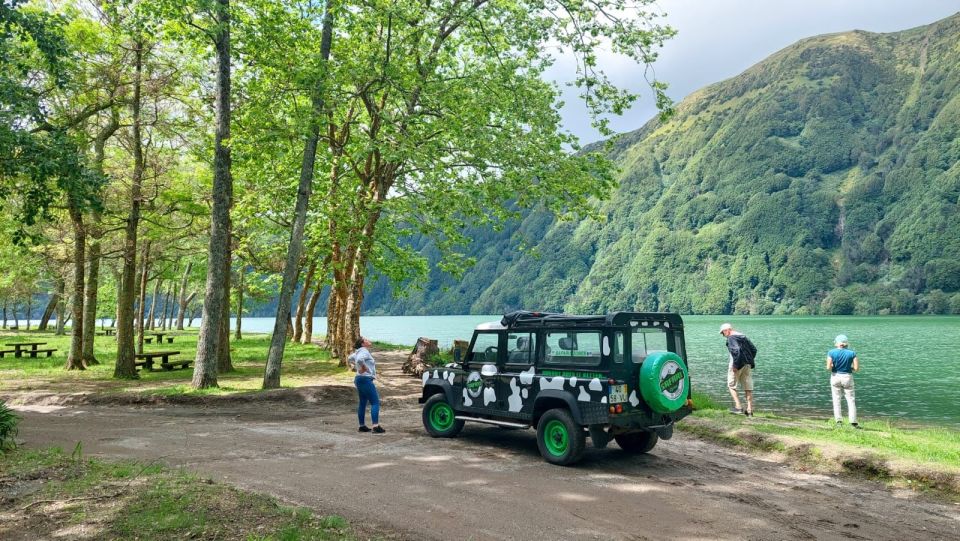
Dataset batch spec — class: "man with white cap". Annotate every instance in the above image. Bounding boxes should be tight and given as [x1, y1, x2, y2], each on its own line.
[827, 334, 860, 428]
[720, 323, 757, 416]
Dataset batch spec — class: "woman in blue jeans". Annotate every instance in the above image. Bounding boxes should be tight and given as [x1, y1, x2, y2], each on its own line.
[348, 336, 385, 433]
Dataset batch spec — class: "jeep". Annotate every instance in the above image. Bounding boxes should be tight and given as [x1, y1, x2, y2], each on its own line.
[419, 311, 693, 465]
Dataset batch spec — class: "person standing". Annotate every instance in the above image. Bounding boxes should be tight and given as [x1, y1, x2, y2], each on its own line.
[827, 334, 860, 428]
[348, 336, 385, 433]
[720, 323, 757, 416]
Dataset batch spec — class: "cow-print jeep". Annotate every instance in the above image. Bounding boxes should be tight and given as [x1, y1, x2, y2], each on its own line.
[420, 311, 692, 465]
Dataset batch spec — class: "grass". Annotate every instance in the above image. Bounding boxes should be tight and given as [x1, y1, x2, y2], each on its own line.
[0, 447, 365, 540]
[685, 393, 960, 499]
[0, 327, 365, 398]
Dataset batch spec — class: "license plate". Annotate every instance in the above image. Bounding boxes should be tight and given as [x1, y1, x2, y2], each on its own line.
[608, 384, 628, 403]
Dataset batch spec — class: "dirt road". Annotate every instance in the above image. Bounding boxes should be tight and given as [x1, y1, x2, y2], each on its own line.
[9, 353, 959, 540]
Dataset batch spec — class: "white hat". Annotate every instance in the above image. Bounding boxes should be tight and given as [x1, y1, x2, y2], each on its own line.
[719, 323, 733, 334]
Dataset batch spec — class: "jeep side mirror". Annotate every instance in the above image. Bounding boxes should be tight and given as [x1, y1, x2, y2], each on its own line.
[480, 364, 498, 377]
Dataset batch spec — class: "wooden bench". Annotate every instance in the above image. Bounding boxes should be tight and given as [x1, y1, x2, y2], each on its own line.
[0, 349, 17, 358]
[160, 360, 192, 371]
[144, 337, 154, 344]
[25, 348, 57, 358]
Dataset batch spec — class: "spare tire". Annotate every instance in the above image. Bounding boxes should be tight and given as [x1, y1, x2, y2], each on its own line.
[639, 351, 689, 413]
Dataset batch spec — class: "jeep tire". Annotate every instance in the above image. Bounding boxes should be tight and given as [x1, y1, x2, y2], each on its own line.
[536, 408, 586, 466]
[423, 394, 465, 438]
[614, 431, 658, 454]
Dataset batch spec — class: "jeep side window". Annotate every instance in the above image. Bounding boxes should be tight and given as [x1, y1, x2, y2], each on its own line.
[506, 333, 537, 366]
[469, 332, 500, 365]
[631, 329, 668, 363]
[545, 331, 601, 367]
[613, 332, 625, 363]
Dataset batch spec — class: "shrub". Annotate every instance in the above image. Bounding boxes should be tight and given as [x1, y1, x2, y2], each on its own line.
[0, 400, 20, 452]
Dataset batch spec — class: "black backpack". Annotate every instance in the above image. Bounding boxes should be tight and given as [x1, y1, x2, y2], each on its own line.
[732, 335, 758, 369]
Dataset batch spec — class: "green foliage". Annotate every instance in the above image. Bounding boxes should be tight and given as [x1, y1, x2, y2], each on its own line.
[0, 1, 102, 242]
[363, 13, 960, 316]
[0, 400, 20, 452]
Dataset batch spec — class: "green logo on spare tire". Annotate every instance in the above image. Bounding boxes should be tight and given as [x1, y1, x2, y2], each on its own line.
[658, 362, 685, 400]
[639, 351, 689, 414]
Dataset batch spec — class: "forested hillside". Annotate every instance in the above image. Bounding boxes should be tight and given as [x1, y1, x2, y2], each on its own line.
[365, 13, 960, 315]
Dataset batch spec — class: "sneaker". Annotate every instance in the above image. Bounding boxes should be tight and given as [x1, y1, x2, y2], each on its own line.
[835, 420, 842, 426]
[358, 426, 371, 432]
[851, 423, 862, 429]
[744, 410, 753, 417]
[372, 426, 385, 434]
[729, 407, 743, 414]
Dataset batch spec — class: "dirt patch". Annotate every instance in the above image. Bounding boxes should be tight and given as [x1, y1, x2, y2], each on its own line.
[7, 353, 960, 540]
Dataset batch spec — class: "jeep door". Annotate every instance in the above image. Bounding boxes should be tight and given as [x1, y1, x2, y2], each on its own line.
[461, 331, 504, 412]
[500, 331, 538, 418]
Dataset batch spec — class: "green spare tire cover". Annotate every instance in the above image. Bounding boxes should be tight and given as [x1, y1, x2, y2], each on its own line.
[639, 351, 689, 414]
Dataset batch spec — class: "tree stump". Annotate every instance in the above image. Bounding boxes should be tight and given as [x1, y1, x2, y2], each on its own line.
[450, 339, 469, 363]
[402, 337, 439, 377]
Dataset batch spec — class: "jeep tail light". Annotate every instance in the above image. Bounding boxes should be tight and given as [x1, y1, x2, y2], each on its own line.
[609, 406, 616, 414]
[615, 404, 623, 413]
[608, 378, 616, 385]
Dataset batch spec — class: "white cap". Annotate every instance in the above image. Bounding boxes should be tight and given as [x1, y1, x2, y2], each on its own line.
[719, 323, 733, 334]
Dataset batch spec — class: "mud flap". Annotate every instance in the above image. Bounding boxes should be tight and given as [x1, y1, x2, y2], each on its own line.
[588, 424, 611, 449]
[655, 424, 674, 440]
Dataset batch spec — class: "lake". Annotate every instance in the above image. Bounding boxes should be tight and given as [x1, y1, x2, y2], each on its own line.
[233, 315, 960, 428]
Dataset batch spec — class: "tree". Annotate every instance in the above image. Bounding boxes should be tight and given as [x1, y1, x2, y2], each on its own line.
[191, 0, 233, 389]
[319, 0, 675, 360]
[262, 0, 335, 389]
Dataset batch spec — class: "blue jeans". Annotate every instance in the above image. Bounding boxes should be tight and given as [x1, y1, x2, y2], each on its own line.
[355, 376, 380, 426]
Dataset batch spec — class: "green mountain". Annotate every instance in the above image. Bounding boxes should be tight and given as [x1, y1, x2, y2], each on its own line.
[365, 13, 960, 316]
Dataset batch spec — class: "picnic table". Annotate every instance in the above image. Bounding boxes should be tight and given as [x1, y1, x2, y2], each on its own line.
[2, 341, 57, 358]
[150, 332, 175, 344]
[134, 350, 191, 372]
[100, 328, 116, 336]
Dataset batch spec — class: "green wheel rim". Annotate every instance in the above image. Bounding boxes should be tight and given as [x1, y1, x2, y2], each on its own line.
[543, 420, 569, 456]
[429, 402, 455, 431]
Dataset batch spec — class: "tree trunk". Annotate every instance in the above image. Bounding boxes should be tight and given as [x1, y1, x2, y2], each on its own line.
[53, 278, 66, 336]
[302, 283, 323, 344]
[217, 250, 233, 373]
[82, 233, 102, 366]
[38, 286, 60, 331]
[136, 242, 151, 355]
[193, 0, 232, 389]
[2, 301, 6, 328]
[147, 278, 162, 331]
[263, 1, 334, 389]
[234, 267, 243, 340]
[167, 282, 178, 330]
[83, 110, 118, 367]
[26, 295, 32, 330]
[66, 206, 86, 370]
[176, 262, 193, 330]
[114, 38, 145, 379]
[161, 279, 174, 331]
[293, 261, 316, 342]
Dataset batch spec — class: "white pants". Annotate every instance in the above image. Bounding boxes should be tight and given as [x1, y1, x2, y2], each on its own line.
[830, 373, 857, 423]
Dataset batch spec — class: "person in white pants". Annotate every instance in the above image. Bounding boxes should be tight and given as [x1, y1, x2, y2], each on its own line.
[826, 334, 860, 428]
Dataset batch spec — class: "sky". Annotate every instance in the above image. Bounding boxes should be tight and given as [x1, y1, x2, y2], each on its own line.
[551, 0, 960, 144]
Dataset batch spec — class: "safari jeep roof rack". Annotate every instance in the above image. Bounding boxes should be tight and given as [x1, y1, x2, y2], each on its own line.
[500, 310, 684, 330]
